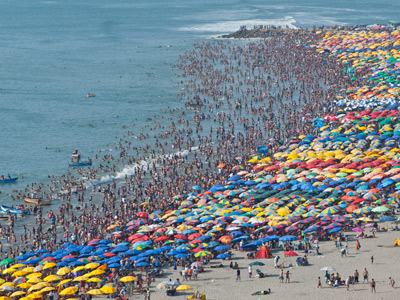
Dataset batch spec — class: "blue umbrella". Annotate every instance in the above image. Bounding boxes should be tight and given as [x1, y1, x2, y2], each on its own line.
[229, 231, 243, 237]
[328, 227, 342, 234]
[111, 246, 129, 254]
[136, 262, 149, 267]
[80, 246, 94, 254]
[69, 260, 85, 266]
[231, 236, 249, 243]
[56, 262, 69, 267]
[98, 239, 112, 244]
[134, 257, 148, 263]
[279, 235, 297, 242]
[216, 253, 231, 259]
[228, 175, 241, 182]
[379, 216, 396, 222]
[107, 263, 121, 268]
[214, 245, 230, 251]
[175, 253, 188, 259]
[62, 257, 77, 263]
[167, 250, 179, 256]
[35, 249, 49, 254]
[192, 186, 201, 191]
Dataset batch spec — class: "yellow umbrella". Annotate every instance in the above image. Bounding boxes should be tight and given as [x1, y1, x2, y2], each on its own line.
[21, 267, 34, 274]
[73, 276, 88, 282]
[19, 297, 31, 300]
[11, 264, 25, 269]
[39, 287, 55, 293]
[56, 267, 71, 276]
[86, 289, 104, 296]
[71, 266, 85, 273]
[10, 291, 26, 297]
[0, 297, 12, 300]
[0, 279, 4, 285]
[176, 285, 193, 291]
[89, 269, 105, 276]
[84, 263, 100, 269]
[119, 276, 136, 282]
[26, 294, 41, 300]
[57, 279, 72, 287]
[3, 268, 16, 275]
[26, 273, 42, 279]
[59, 287, 78, 296]
[17, 283, 32, 289]
[27, 278, 43, 284]
[43, 263, 56, 270]
[13, 270, 27, 277]
[43, 275, 61, 282]
[28, 282, 50, 292]
[1, 283, 15, 288]
[100, 286, 117, 294]
[86, 278, 102, 283]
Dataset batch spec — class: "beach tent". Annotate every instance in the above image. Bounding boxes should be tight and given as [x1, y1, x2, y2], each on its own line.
[394, 239, 400, 247]
[254, 246, 272, 259]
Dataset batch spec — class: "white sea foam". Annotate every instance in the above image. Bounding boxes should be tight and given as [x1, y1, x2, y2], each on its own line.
[178, 16, 297, 33]
[85, 146, 199, 187]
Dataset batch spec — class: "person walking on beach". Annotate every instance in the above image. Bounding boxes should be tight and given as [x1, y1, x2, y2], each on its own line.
[279, 269, 284, 283]
[371, 279, 376, 293]
[370, 255, 374, 264]
[346, 276, 351, 291]
[285, 271, 290, 283]
[236, 269, 241, 281]
[356, 240, 361, 251]
[388, 277, 395, 288]
[317, 277, 321, 288]
[363, 268, 369, 283]
[248, 265, 252, 278]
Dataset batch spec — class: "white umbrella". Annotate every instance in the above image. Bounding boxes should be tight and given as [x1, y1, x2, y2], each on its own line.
[320, 266, 336, 271]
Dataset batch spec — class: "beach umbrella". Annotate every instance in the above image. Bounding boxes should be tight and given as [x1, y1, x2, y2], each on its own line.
[27, 277, 43, 284]
[279, 235, 297, 242]
[320, 266, 336, 271]
[60, 287, 78, 296]
[28, 282, 50, 292]
[328, 227, 341, 234]
[57, 279, 72, 287]
[43, 275, 61, 282]
[194, 251, 211, 258]
[120, 276, 137, 282]
[249, 261, 265, 266]
[372, 206, 390, 213]
[0, 297, 11, 300]
[0, 258, 15, 266]
[10, 291, 26, 297]
[352, 227, 364, 232]
[86, 289, 104, 296]
[56, 267, 71, 276]
[17, 283, 32, 289]
[216, 253, 231, 259]
[284, 251, 298, 256]
[40, 287, 55, 293]
[379, 216, 396, 222]
[176, 285, 193, 291]
[73, 276, 88, 282]
[100, 286, 117, 294]
[86, 278, 102, 283]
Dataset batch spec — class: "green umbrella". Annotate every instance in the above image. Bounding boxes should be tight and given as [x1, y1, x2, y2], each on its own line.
[0, 258, 15, 266]
[372, 206, 390, 213]
[249, 261, 265, 266]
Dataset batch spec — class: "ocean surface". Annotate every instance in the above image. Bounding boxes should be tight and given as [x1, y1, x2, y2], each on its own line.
[0, 0, 399, 199]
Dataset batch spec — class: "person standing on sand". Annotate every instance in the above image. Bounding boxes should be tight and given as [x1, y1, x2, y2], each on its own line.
[317, 277, 321, 288]
[370, 255, 374, 264]
[346, 276, 351, 291]
[248, 265, 252, 278]
[363, 268, 369, 283]
[371, 279, 376, 293]
[356, 240, 361, 251]
[236, 269, 240, 281]
[279, 269, 284, 283]
[354, 270, 359, 283]
[285, 271, 290, 283]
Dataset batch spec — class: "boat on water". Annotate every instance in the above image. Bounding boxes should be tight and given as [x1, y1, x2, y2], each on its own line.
[24, 197, 52, 205]
[0, 205, 30, 215]
[86, 93, 96, 98]
[0, 177, 18, 183]
[69, 161, 92, 167]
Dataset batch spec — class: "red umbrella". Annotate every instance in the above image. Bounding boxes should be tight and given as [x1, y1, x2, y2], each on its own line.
[154, 236, 169, 242]
[188, 233, 202, 240]
[284, 251, 298, 257]
[137, 212, 148, 219]
[104, 252, 116, 257]
[174, 234, 188, 240]
[61, 255, 76, 261]
[128, 234, 144, 241]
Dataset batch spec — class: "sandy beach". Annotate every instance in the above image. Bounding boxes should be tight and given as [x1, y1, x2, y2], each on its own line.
[148, 228, 400, 300]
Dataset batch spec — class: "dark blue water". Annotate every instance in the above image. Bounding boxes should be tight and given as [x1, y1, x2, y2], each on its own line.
[0, 0, 399, 197]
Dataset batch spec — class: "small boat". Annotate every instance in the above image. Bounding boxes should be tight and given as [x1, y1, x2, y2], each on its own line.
[0, 205, 30, 215]
[69, 160, 92, 167]
[86, 93, 96, 98]
[0, 214, 9, 221]
[0, 177, 18, 183]
[24, 197, 52, 205]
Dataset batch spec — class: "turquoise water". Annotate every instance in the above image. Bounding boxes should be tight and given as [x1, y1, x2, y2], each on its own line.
[0, 0, 399, 197]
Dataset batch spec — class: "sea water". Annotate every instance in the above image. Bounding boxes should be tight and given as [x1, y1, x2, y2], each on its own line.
[0, 0, 399, 200]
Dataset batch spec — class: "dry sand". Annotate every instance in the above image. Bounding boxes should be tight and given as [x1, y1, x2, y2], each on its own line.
[142, 227, 400, 300]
